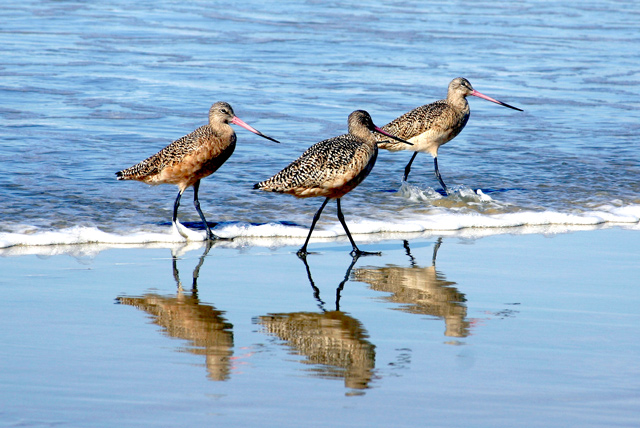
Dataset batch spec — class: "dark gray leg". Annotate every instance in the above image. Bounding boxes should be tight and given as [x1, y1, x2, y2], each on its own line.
[297, 197, 330, 258]
[403, 152, 419, 181]
[434, 157, 449, 195]
[173, 190, 184, 223]
[193, 180, 216, 240]
[336, 198, 380, 257]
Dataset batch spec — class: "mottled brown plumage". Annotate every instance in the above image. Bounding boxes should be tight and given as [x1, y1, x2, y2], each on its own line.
[116, 112, 236, 192]
[255, 114, 379, 199]
[255, 110, 410, 257]
[377, 77, 522, 193]
[116, 101, 280, 239]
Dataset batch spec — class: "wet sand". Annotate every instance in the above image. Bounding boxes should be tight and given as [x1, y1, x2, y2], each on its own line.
[1, 227, 639, 427]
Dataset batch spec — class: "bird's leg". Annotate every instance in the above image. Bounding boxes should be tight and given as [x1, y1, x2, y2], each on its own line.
[297, 197, 330, 258]
[192, 180, 220, 241]
[173, 190, 184, 225]
[336, 199, 380, 257]
[403, 152, 419, 182]
[433, 157, 449, 196]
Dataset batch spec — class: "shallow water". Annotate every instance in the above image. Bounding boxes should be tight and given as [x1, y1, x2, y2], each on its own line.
[1, 0, 640, 246]
[2, 230, 640, 427]
[1, 1, 640, 426]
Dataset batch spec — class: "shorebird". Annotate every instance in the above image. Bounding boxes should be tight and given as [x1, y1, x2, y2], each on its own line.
[378, 77, 522, 195]
[254, 110, 411, 258]
[116, 101, 280, 240]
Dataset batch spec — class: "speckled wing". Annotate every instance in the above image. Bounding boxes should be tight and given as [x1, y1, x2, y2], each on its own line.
[255, 134, 375, 198]
[377, 101, 450, 150]
[116, 125, 225, 180]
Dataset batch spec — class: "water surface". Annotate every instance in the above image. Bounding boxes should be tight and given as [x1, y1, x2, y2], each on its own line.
[1, 0, 639, 246]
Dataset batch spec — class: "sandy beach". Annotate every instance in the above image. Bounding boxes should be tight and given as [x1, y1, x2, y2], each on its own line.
[2, 227, 638, 427]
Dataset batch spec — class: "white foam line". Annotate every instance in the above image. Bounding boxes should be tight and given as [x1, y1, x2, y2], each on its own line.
[1, 205, 638, 252]
[0, 225, 191, 249]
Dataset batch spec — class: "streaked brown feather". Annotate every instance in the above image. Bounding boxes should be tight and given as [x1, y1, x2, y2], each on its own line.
[254, 111, 380, 199]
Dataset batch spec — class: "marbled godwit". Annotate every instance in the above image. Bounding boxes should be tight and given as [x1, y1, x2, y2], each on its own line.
[254, 110, 411, 257]
[116, 101, 280, 239]
[378, 77, 522, 195]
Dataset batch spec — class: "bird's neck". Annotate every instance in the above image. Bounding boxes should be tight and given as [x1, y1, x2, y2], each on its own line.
[207, 122, 234, 138]
[353, 132, 379, 147]
[446, 95, 469, 113]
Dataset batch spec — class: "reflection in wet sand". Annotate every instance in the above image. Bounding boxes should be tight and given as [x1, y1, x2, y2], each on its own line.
[117, 243, 234, 381]
[256, 256, 375, 390]
[353, 239, 470, 338]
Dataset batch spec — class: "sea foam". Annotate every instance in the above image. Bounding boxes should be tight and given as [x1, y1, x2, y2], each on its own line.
[1, 204, 638, 252]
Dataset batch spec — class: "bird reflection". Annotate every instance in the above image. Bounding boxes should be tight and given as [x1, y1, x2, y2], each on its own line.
[352, 239, 471, 338]
[255, 255, 376, 390]
[116, 242, 234, 381]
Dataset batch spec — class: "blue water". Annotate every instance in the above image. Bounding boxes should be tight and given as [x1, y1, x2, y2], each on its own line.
[1, 0, 639, 247]
[2, 2, 640, 427]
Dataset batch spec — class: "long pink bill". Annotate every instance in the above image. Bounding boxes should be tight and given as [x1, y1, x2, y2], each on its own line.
[471, 90, 523, 112]
[231, 116, 282, 143]
[374, 126, 413, 145]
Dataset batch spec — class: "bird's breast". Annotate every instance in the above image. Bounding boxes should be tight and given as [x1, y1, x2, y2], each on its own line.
[195, 139, 236, 177]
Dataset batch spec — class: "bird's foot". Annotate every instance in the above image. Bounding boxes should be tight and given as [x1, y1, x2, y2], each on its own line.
[297, 247, 324, 258]
[173, 221, 204, 241]
[350, 249, 381, 257]
[207, 232, 233, 242]
[435, 186, 449, 197]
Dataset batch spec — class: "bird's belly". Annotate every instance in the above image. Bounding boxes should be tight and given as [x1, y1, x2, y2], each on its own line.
[404, 129, 455, 156]
[154, 157, 206, 189]
[291, 178, 361, 199]
[379, 130, 450, 156]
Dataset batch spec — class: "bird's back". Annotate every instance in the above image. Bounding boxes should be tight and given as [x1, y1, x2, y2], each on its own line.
[116, 125, 236, 189]
[255, 134, 377, 198]
[378, 100, 469, 154]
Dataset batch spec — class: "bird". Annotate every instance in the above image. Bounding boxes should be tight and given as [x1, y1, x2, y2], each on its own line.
[116, 101, 281, 240]
[377, 77, 522, 195]
[254, 110, 411, 258]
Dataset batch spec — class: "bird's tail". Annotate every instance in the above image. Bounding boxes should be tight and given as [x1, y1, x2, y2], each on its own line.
[115, 160, 152, 180]
[115, 167, 139, 180]
[253, 178, 285, 193]
[253, 181, 272, 190]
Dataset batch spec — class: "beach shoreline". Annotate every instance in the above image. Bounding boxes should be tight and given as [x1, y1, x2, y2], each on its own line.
[1, 220, 638, 257]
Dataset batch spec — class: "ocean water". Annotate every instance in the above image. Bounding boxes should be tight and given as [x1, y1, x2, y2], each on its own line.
[1, 0, 639, 248]
[2, 3, 640, 427]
